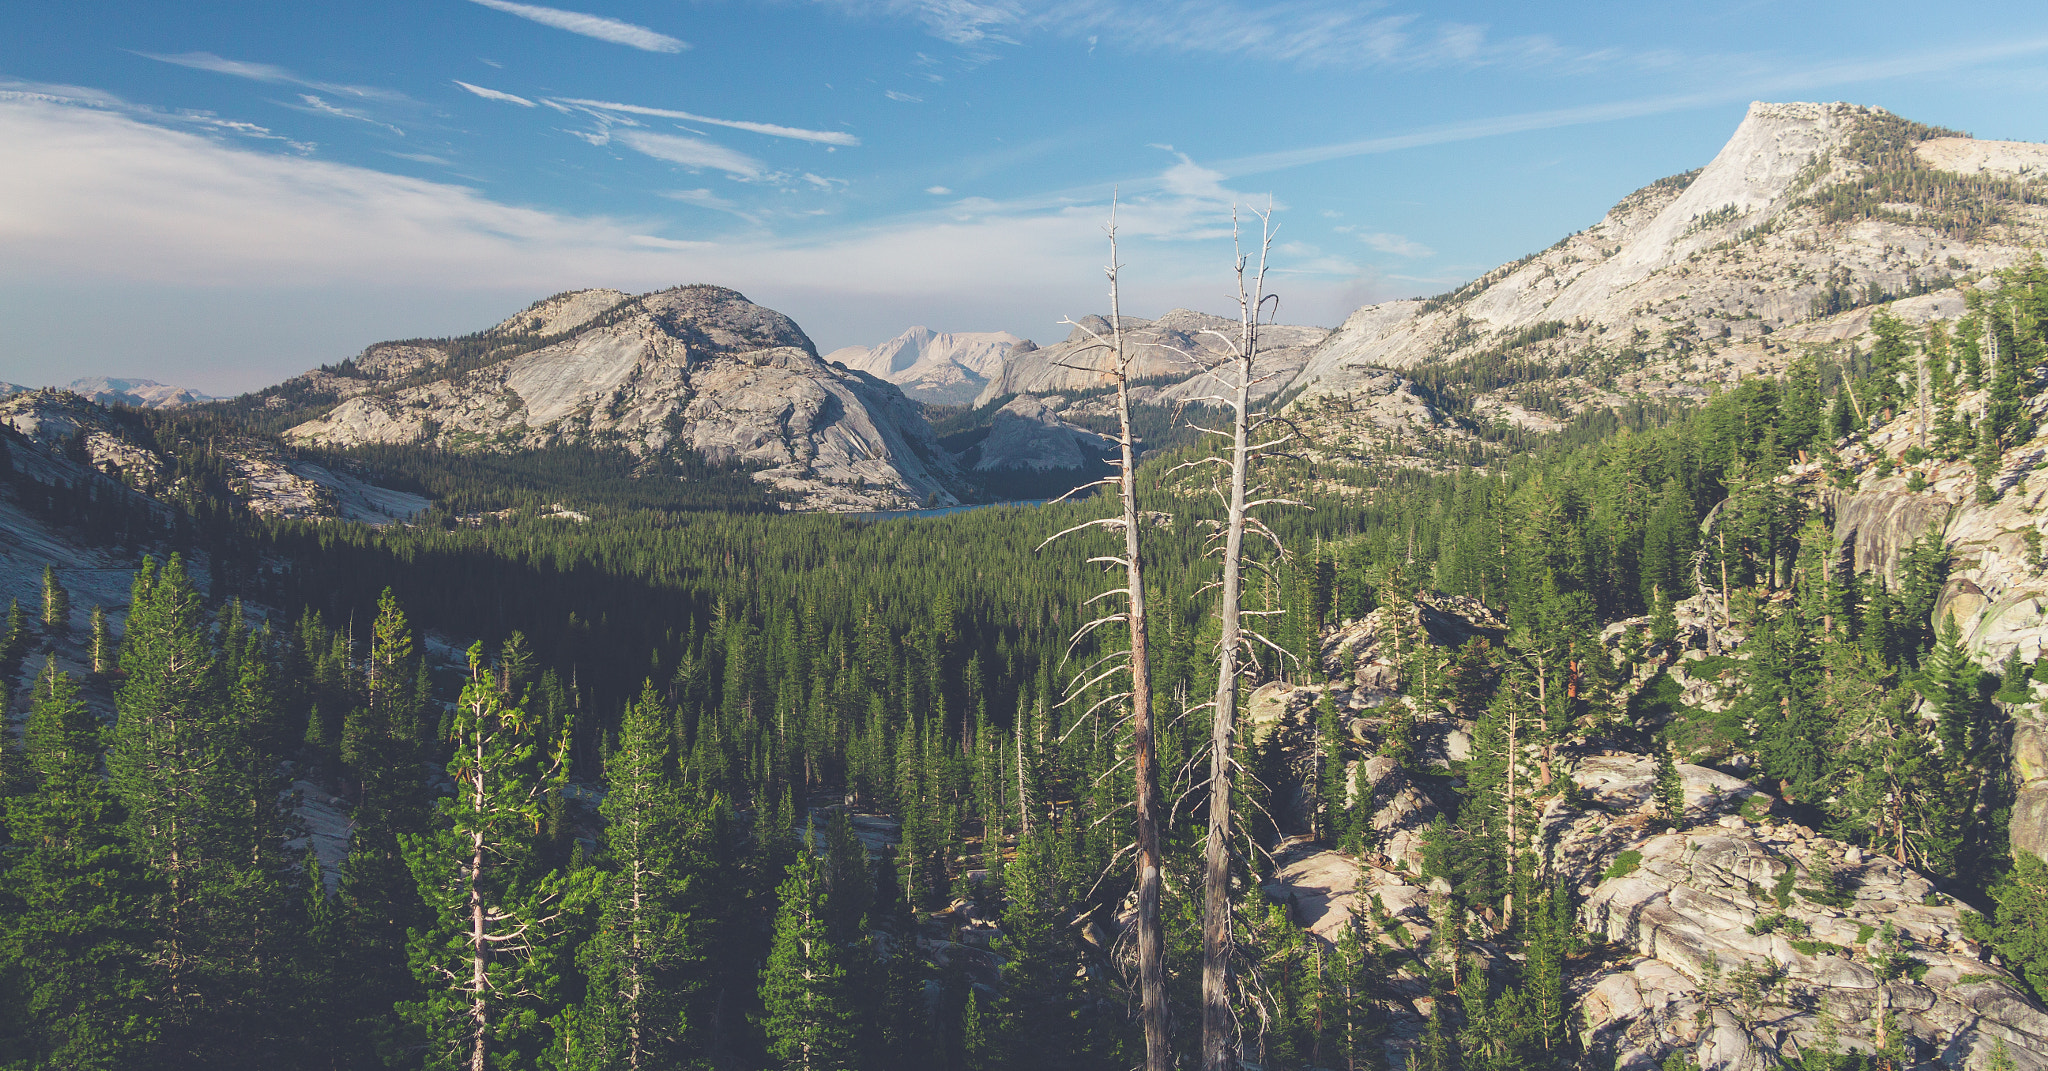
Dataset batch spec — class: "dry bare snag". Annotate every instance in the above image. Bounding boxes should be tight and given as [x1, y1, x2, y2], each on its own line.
[1165, 205, 1301, 1071]
[1036, 199, 1172, 1071]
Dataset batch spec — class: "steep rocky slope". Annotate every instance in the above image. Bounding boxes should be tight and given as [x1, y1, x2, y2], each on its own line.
[0, 389, 426, 522]
[825, 326, 1024, 405]
[970, 395, 1107, 472]
[278, 286, 964, 512]
[1253, 593, 2048, 1071]
[1286, 102, 2048, 453]
[1819, 378, 2048, 864]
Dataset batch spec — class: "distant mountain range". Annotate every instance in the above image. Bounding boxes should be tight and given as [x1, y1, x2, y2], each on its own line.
[0, 377, 215, 408]
[17, 100, 2041, 517]
[824, 327, 1027, 406]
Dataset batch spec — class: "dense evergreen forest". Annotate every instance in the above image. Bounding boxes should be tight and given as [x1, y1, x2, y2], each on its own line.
[2, 262, 2048, 1071]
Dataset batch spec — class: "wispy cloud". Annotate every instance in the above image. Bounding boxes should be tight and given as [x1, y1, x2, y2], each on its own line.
[614, 130, 765, 179]
[1211, 34, 2048, 178]
[822, 0, 1019, 48]
[463, 0, 686, 53]
[659, 187, 765, 223]
[556, 98, 857, 145]
[2, 92, 1396, 381]
[386, 150, 456, 165]
[823, 1, 1566, 71]
[454, 80, 536, 107]
[1358, 232, 1433, 258]
[1, 78, 315, 152]
[292, 95, 406, 136]
[136, 51, 410, 102]
[926, 185, 952, 195]
[662, 188, 739, 210]
[884, 90, 924, 103]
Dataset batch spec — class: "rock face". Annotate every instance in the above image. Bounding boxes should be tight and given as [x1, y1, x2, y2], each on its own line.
[0, 389, 168, 489]
[282, 286, 965, 512]
[0, 389, 426, 522]
[972, 396, 1106, 471]
[1289, 103, 2048, 404]
[1281, 103, 2048, 470]
[1820, 384, 2048, 863]
[825, 326, 1022, 405]
[972, 308, 1329, 408]
[487, 288, 633, 337]
[1570, 818, 2048, 1071]
[1259, 713, 2048, 1070]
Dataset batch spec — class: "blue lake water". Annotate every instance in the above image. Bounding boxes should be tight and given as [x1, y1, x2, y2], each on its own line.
[845, 499, 1051, 521]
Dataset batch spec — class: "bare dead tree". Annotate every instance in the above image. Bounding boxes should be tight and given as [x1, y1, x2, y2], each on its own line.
[1163, 205, 1302, 1071]
[1037, 200, 1172, 1071]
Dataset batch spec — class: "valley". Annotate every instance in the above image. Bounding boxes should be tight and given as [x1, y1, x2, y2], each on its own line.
[6, 100, 2048, 1071]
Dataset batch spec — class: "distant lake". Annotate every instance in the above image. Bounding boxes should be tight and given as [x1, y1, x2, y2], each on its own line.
[845, 499, 1051, 521]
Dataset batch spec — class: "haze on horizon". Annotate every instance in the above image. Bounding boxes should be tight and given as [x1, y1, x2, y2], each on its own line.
[4, 0, 2048, 396]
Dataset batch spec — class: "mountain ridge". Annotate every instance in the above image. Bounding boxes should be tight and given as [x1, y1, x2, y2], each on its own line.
[270, 285, 966, 512]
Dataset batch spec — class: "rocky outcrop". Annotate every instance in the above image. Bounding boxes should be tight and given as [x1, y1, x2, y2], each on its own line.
[0, 389, 167, 489]
[1289, 104, 2048, 406]
[972, 309, 1328, 408]
[972, 396, 1106, 472]
[488, 288, 632, 337]
[1820, 382, 2048, 861]
[1258, 714, 2048, 1070]
[284, 286, 965, 512]
[825, 326, 1023, 405]
[1281, 104, 2048, 475]
[214, 439, 429, 523]
[0, 388, 426, 523]
[1570, 817, 2048, 1071]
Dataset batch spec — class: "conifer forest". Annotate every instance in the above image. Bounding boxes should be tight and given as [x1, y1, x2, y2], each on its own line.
[7, 259, 2048, 1071]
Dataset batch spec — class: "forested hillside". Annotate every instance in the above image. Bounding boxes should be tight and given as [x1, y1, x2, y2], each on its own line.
[6, 150, 2048, 1071]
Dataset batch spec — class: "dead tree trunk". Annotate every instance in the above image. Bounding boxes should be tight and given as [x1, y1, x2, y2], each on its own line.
[1108, 232, 1172, 1071]
[1198, 207, 1285, 1071]
[1041, 205, 1170, 1071]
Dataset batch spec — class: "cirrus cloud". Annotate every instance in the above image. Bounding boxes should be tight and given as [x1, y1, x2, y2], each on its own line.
[463, 0, 687, 53]
[454, 80, 537, 107]
[612, 129, 766, 179]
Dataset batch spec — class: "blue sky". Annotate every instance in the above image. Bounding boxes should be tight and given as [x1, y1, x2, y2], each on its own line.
[4, 1, 2048, 395]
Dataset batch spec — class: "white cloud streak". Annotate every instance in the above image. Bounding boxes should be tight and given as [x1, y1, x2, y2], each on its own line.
[0, 94, 1268, 325]
[463, 0, 687, 53]
[1211, 34, 2048, 178]
[137, 51, 410, 102]
[1358, 232, 1432, 258]
[293, 95, 406, 136]
[613, 129, 765, 178]
[823, 1, 1563, 70]
[454, 80, 537, 107]
[556, 97, 858, 145]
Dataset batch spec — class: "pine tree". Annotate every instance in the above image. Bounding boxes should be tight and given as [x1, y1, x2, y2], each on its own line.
[561, 681, 709, 1071]
[89, 604, 113, 675]
[108, 556, 308, 1065]
[40, 564, 70, 636]
[1316, 690, 1350, 845]
[1, 598, 28, 677]
[758, 829, 859, 1071]
[400, 642, 574, 1071]
[1321, 907, 1389, 1071]
[0, 659, 153, 1069]
[961, 989, 991, 1071]
[1655, 736, 1686, 831]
